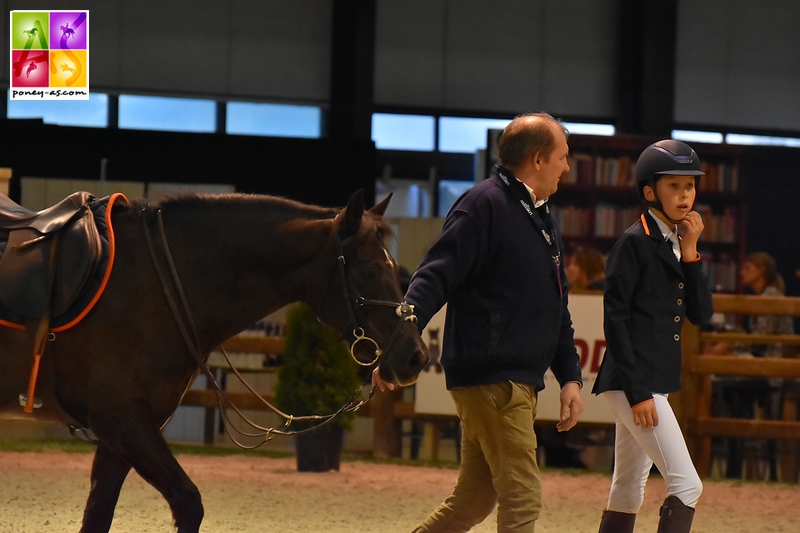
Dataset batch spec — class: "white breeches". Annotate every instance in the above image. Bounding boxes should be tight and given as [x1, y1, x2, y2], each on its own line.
[601, 391, 703, 513]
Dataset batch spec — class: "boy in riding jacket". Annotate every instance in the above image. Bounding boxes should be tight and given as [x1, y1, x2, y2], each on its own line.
[592, 140, 714, 533]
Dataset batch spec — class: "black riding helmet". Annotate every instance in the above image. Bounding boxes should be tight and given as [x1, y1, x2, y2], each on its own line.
[636, 139, 705, 203]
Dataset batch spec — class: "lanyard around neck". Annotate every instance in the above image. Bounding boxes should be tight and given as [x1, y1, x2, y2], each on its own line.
[495, 165, 559, 253]
[495, 165, 563, 295]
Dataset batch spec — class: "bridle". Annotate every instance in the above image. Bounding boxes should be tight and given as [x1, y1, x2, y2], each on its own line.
[315, 229, 417, 368]
[141, 209, 417, 448]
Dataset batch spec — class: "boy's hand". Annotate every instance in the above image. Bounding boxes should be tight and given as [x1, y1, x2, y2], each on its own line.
[632, 398, 659, 428]
[679, 211, 704, 259]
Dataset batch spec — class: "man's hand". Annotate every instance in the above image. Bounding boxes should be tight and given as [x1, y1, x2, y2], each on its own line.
[371, 366, 395, 392]
[556, 382, 583, 432]
[631, 398, 658, 428]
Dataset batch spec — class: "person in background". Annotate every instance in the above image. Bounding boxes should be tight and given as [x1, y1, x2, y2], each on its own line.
[592, 140, 714, 533]
[374, 112, 584, 533]
[565, 246, 606, 290]
[737, 252, 794, 355]
[709, 251, 796, 479]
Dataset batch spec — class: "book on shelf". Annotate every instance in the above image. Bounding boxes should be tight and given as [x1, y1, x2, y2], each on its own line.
[567, 153, 739, 193]
[699, 161, 739, 193]
[694, 204, 739, 243]
[552, 206, 591, 237]
[702, 254, 738, 293]
[594, 203, 641, 238]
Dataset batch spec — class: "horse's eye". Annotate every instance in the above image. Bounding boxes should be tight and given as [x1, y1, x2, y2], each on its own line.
[363, 269, 375, 278]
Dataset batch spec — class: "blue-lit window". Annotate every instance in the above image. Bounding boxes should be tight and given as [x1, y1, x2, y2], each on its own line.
[226, 102, 321, 138]
[439, 117, 511, 153]
[438, 179, 474, 216]
[7, 90, 108, 127]
[562, 122, 615, 136]
[439, 118, 615, 153]
[118, 95, 216, 133]
[725, 133, 800, 147]
[372, 113, 435, 151]
[672, 130, 723, 144]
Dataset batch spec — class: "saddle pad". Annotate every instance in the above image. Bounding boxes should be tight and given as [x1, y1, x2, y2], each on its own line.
[0, 193, 127, 332]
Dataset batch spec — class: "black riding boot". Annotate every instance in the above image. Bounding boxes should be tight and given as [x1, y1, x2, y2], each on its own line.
[657, 495, 695, 533]
[597, 509, 636, 533]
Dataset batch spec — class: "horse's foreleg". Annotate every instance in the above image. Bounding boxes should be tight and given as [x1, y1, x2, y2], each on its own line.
[129, 431, 204, 533]
[94, 417, 204, 533]
[80, 443, 131, 533]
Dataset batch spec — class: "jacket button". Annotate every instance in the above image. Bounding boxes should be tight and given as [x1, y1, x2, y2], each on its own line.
[674, 334, 680, 341]
[677, 299, 683, 305]
[679, 282, 685, 289]
[674, 316, 681, 322]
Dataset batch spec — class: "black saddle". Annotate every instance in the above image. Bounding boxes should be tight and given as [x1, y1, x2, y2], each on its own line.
[0, 192, 102, 319]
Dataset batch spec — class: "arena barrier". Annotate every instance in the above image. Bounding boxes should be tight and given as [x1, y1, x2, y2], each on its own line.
[679, 294, 800, 482]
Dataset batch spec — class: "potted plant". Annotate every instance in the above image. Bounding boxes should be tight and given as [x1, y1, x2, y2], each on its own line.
[274, 302, 362, 471]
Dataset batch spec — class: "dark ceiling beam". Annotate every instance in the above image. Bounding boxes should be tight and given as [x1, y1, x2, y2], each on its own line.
[327, 0, 376, 141]
[616, 0, 677, 137]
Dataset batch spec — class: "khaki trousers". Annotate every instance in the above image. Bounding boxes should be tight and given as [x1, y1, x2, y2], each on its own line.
[414, 381, 540, 533]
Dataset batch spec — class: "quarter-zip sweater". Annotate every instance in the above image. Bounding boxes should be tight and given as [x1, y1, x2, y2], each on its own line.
[406, 172, 582, 391]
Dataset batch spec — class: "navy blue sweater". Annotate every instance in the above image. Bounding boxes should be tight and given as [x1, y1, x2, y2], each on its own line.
[406, 173, 582, 391]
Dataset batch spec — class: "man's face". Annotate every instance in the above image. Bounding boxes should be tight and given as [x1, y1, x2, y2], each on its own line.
[646, 175, 697, 221]
[531, 124, 570, 198]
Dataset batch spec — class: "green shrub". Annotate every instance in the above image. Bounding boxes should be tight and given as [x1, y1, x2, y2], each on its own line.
[274, 302, 362, 430]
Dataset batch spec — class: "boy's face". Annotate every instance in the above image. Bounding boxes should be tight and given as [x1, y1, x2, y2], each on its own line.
[644, 175, 697, 221]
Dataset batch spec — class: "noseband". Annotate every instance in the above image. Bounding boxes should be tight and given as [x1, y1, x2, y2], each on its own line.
[316, 230, 417, 368]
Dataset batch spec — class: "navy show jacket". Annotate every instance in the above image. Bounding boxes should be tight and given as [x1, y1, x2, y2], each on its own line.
[592, 210, 714, 406]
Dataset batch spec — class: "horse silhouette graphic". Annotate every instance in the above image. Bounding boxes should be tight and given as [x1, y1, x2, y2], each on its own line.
[26, 62, 37, 78]
[60, 23, 75, 39]
[60, 63, 76, 75]
[23, 28, 38, 38]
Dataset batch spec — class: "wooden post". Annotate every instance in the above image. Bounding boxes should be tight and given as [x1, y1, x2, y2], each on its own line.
[679, 323, 700, 453]
[371, 388, 403, 458]
[695, 374, 714, 477]
[0, 168, 11, 197]
[781, 389, 799, 482]
[420, 423, 440, 461]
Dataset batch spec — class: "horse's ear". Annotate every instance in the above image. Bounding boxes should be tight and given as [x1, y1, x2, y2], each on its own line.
[339, 189, 365, 238]
[369, 193, 392, 217]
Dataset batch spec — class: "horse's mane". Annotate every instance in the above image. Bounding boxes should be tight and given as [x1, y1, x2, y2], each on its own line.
[127, 192, 339, 221]
[124, 192, 393, 241]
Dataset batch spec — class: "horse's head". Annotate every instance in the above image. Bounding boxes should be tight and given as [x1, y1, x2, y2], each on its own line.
[315, 190, 429, 387]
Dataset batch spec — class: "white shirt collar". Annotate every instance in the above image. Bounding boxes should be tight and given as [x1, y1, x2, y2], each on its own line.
[518, 179, 548, 208]
[648, 209, 681, 260]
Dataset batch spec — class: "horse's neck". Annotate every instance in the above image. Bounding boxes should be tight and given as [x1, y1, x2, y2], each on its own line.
[165, 207, 335, 344]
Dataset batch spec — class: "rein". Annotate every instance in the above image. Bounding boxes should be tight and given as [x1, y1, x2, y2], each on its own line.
[142, 209, 413, 449]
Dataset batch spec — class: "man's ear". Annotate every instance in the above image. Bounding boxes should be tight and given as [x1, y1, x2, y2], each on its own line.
[643, 184, 656, 202]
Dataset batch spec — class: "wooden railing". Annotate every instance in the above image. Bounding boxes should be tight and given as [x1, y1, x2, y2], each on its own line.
[679, 294, 800, 482]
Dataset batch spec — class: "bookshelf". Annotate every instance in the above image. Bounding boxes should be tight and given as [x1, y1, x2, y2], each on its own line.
[485, 132, 747, 293]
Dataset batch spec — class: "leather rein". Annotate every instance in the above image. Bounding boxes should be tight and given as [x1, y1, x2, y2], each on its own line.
[142, 209, 416, 449]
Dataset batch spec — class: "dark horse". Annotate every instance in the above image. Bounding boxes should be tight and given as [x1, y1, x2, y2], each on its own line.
[0, 190, 429, 532]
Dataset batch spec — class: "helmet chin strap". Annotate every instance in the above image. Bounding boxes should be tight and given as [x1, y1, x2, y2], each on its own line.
[646, 193, 684, 226]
